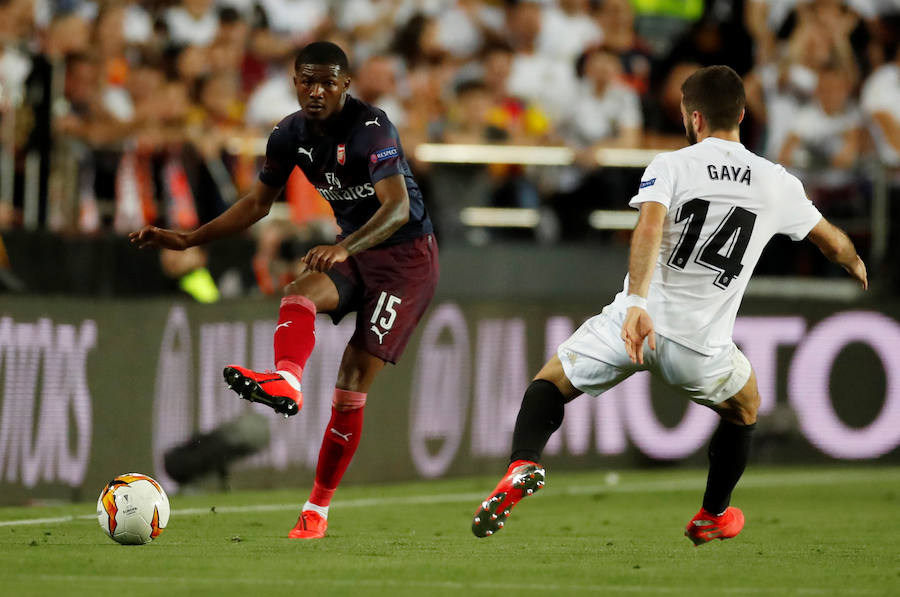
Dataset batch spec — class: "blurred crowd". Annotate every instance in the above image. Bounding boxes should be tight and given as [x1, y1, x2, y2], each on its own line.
[1, 0, 900, 292]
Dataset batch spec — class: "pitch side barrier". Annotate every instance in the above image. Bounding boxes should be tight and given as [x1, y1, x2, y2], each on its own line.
[0, 296, 898, 504]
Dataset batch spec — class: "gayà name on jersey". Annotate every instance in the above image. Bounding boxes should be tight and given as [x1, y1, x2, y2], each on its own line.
[707, 164, 751, 185]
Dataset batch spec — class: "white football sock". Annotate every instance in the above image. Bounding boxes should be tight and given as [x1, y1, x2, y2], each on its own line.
[303, 500, 328, 520]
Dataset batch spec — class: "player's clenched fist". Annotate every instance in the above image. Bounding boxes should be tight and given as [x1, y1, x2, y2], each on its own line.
[129, 226, 190, 251]
[301, 244, 350, 272]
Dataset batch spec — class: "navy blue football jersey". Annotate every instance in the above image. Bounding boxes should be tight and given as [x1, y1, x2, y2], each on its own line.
[259, 96, 433, 246]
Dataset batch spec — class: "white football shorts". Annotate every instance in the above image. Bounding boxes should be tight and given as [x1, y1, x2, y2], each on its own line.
[557, 304, 751, 406]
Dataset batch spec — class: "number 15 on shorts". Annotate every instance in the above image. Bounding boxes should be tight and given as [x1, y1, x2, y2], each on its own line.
[370, 291, 402, 343]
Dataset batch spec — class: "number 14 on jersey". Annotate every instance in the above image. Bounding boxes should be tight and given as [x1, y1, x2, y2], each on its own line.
[667, 198, 757, 289]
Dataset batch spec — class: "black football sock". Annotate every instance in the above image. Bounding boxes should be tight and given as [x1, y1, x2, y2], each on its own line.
[509, 380, 566, 464]
[702, 419, 756, 515]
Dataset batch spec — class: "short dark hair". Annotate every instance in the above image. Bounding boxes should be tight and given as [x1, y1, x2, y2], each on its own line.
[218, 6, 241, 24]
[482, 40, 514, 59]
[680, 65, 745, 132]
[455, 78, 487, 97]
[575, 45, 615, 78]
[295, 41, 350, 73]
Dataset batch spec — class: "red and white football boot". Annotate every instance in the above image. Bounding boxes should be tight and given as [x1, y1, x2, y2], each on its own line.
[288, 510, 327, 539]
[684, 506, 745, 546]
[471, 460, 545, 538]
[223, 365, 302, 417]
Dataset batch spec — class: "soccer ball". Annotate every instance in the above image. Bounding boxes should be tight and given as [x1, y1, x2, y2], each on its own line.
[97, 473, 170, 545]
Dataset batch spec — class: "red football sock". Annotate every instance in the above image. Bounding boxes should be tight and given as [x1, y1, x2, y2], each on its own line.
[274, 295, 316, 381]
[309, 389, 367, 507]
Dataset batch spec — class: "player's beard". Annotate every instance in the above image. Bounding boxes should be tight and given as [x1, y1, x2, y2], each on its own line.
[685, 119, 698, 145]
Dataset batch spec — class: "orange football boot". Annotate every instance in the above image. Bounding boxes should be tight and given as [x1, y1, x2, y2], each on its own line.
[472, 460, 545, 538]
[223, 365, 302, 417]
[288, 510, 327, 539]
[684, 506, 745, 546]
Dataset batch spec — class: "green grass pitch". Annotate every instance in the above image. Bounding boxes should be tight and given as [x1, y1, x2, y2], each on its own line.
[1, 465, 898, 596]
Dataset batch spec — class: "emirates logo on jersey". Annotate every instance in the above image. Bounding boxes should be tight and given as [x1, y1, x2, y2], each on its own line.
[337, 144, 346, 165]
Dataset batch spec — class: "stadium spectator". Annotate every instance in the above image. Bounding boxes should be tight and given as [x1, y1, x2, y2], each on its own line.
[437, 79, 506, 144]
[861, 40, 900, 169]
[244, 56, 298, 129]
[744, 18, 856, 161]
[401, 53, 455, 148]
[336, 0, 402, 61]
[93, 4, 135, 121]
[552, 46, 643, 237]
[470, 41, 552, 212]
[126, 61, 166, 132]
[747, 0, 870, 68]
[538, 0, 602, 64]
[171, 43, 210, 91]
[211, 6, 269, 97]
[593, 0, 654, 96]
[435, 0, 504, 60]
[255, 0, 330, 41]
[662, 14, 754, 81]
[778, 64, 868, 275]
[186, 71, 248, 204]
[56, 51, 136, 232]
[502, 0, 577, 123]
[779, 66, 862, 185]
[164, 0, 219, 48]
[390, 12, 447, 71]
[73, 0, 154, 47]
[563, 46, 643, 151]
[427, 78, 519, 242]
[351, 54, 407, 131]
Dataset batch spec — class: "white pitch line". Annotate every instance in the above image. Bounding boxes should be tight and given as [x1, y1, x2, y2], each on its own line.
[3, 573, 882, 596]
[0, 515, 77, 527]
[1, 468, 898, 528]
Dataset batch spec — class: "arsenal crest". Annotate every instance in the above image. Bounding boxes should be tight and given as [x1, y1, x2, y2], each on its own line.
[337, 144, 346, 165]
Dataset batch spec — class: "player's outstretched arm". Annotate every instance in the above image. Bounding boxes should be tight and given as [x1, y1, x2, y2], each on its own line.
[806, 217, 868, 290]
[302, 174, 410, 272]
[621, 201, 667, 364]
[130, 180, 282, 250]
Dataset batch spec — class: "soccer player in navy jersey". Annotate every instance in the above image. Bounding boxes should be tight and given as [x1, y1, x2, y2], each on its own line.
[131, 42, 439, 539]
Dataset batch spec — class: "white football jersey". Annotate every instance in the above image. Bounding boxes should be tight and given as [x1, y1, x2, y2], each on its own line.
[617, 137, 822, 355]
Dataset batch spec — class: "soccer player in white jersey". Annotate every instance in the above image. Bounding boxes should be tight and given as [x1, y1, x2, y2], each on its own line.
[471, 65, 868, 545]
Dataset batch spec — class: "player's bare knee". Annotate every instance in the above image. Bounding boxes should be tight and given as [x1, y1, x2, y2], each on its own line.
[282, 272, 339, 312]
[336, 347, 385, 392]
[729, 397, 759, 426]
[282, 279, 306, 297]
[714, 391, 759, 425]
[747, 391, 761, 418]
[738, 390, 761, 424]
[735, 408, 758, 426]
